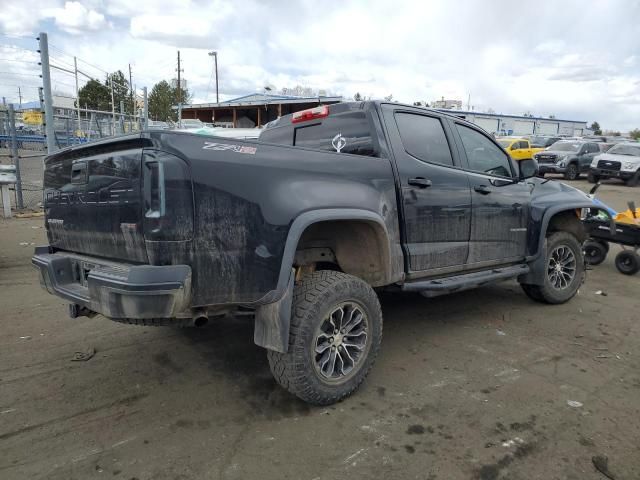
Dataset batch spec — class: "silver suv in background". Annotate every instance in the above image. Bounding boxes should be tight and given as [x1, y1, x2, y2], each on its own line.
[533, 140, 601, 180]
[588, 142, 640, 186]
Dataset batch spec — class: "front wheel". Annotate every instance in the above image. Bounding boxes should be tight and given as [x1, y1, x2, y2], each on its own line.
[564, 163, 579, 180]
[615, 251, 640, 275]
[520, 231, 585, 304]
[587, 172, 600, 184]
[267, 271, 383, 405]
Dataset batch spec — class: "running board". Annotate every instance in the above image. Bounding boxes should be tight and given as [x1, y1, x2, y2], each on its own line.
[402, 264, 530, 297]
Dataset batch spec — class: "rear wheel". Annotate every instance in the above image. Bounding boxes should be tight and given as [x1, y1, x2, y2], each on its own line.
[583, 239, 608, 266]
[614, 251, 640, 275]
[564, 163, 579, 180]
[587, 171, 600, 184]
[267, 271, 382, 405]
[521, 231, 585, 304]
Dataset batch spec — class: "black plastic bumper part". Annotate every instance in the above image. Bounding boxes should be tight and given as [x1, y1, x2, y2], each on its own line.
[32, 247, 191, 319]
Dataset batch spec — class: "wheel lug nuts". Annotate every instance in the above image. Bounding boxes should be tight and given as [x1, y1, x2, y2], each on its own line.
[332, 346, 336, 350]
[341, 329, 345, 334]
[329, 337, 334, 343]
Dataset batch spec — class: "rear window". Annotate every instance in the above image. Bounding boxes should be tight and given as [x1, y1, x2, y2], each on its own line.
[293, 111, 375, 156]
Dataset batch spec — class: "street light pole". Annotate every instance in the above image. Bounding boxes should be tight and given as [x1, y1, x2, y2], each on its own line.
[208, 51, 219, 104]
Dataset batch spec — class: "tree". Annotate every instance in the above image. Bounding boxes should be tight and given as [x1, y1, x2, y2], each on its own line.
[590, 121, 602, 135]
[148, 80, 174, 121]
[107, 70, 134, 115]
[77, 79, 111, 111]
[148, 80, 191, 121]
[353, 92, 362, 101]
[629, 128, 640, 140]
[384, 94, 393, 102]
[77, 71, 135, 114]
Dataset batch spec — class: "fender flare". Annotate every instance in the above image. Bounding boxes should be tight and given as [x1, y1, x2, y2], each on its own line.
[254, 208, 390, 352]
[520, 203, 593, 286]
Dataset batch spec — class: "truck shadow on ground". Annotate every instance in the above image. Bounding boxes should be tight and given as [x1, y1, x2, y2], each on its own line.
[169, 285, 524, 418]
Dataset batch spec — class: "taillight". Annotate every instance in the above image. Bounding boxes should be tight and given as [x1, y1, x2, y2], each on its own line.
[291, 105, 329, 124]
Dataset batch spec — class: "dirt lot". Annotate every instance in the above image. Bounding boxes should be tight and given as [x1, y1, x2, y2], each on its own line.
[1, 180, 639, 480]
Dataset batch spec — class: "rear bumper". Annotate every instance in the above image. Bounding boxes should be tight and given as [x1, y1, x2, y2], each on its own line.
[32, 247, 192, 319]
[589, 167, 634, 180]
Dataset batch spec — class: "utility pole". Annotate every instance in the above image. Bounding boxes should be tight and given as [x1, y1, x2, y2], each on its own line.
[176, 50, 182, 126]
[17, 87, 22, 109]
[74, 57, 81, 134]
[38, 32, 56, 154]
[128, 63, 133, 115]
[208, 51, 219, 104]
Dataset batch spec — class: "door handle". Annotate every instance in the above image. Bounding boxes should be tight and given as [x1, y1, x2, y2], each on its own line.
[474, 185, 492, 195]
[408, 177, 432, 188]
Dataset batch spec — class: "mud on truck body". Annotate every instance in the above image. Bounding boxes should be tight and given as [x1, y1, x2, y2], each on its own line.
[33, 101, 595, 405]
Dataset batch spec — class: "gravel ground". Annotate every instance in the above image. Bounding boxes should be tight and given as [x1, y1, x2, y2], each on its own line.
[0, 180, 638, 480]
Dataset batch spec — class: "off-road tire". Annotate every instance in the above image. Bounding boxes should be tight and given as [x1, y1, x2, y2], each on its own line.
[267, 271, 383, 405]
[521, 231, 585, 304]
[625, 171, 640, 187]
[614, 250, 640, 275]
[587, 172, 600, 184]
[564, 163, 579, 180]
[583, 239, 608, 266]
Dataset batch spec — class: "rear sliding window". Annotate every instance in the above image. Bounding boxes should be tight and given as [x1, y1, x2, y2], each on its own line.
[293, 111, 376, 156]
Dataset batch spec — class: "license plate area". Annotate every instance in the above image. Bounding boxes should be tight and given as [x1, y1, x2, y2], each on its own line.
[71, 260, 96, 287]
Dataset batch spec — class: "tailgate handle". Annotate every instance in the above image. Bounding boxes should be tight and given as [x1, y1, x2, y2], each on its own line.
[71, 161, 87, 184]
[144, 159, 165, 218]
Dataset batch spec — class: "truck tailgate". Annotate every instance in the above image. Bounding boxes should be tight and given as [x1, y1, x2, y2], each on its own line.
[43, 138, 148, 263]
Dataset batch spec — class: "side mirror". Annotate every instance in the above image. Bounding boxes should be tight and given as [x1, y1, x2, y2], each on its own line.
[519, 158, 539, 179]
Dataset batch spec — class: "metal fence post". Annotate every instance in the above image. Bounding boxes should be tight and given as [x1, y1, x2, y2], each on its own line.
[39, 33, 56, 154]
[8, 104, 24, 209]
[143, 86, 148, 129]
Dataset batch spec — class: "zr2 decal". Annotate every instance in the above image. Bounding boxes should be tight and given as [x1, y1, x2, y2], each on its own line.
[202, 142, 257, 155]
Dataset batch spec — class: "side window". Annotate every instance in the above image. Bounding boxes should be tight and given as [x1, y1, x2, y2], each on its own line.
[293, 111, 375, 156]
[456, 124, 513, 178]
[394, 113, 454, 166]
[589, 143, 599, 153]
[521, 141, 530, 149]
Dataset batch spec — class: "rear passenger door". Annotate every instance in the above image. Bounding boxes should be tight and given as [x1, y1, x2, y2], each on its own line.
[450, 122, 531, 265]
[382, 106, 471, 275]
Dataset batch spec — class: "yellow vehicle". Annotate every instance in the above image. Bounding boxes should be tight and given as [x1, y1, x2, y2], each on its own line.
[497, 138, 545, 161]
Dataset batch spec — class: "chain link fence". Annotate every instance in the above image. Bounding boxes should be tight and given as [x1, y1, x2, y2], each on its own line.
[1, 107, 144, 214]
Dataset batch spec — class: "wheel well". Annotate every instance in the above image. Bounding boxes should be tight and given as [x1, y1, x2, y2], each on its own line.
[294, 220, 391, 286]
[546, 210, 587, 243]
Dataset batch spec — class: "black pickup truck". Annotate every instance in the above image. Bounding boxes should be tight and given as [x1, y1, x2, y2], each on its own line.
[33, 101, 595, 405]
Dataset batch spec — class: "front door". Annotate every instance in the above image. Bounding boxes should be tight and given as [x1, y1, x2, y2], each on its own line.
[451, 122, 531, 265]
[382, 106, 471, 274]
[578, 143, 599, 172]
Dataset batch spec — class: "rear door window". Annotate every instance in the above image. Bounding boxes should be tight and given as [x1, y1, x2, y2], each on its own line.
[293, 111, 375, 156]
[394, 113, 454, 166]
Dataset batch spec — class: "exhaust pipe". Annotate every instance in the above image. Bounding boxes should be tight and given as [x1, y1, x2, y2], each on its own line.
[192, 310, 209, 327]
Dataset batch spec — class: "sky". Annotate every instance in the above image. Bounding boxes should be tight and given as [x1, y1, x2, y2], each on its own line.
[0, 0, 639, 131]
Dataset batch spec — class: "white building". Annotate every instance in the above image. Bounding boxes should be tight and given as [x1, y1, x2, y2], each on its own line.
[436, 109, 588, 136]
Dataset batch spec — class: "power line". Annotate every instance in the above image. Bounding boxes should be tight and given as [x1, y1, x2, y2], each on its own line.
[0, 58, 38, 64]
[0, 71, 41, 77]
[0, 33, 35, 40]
